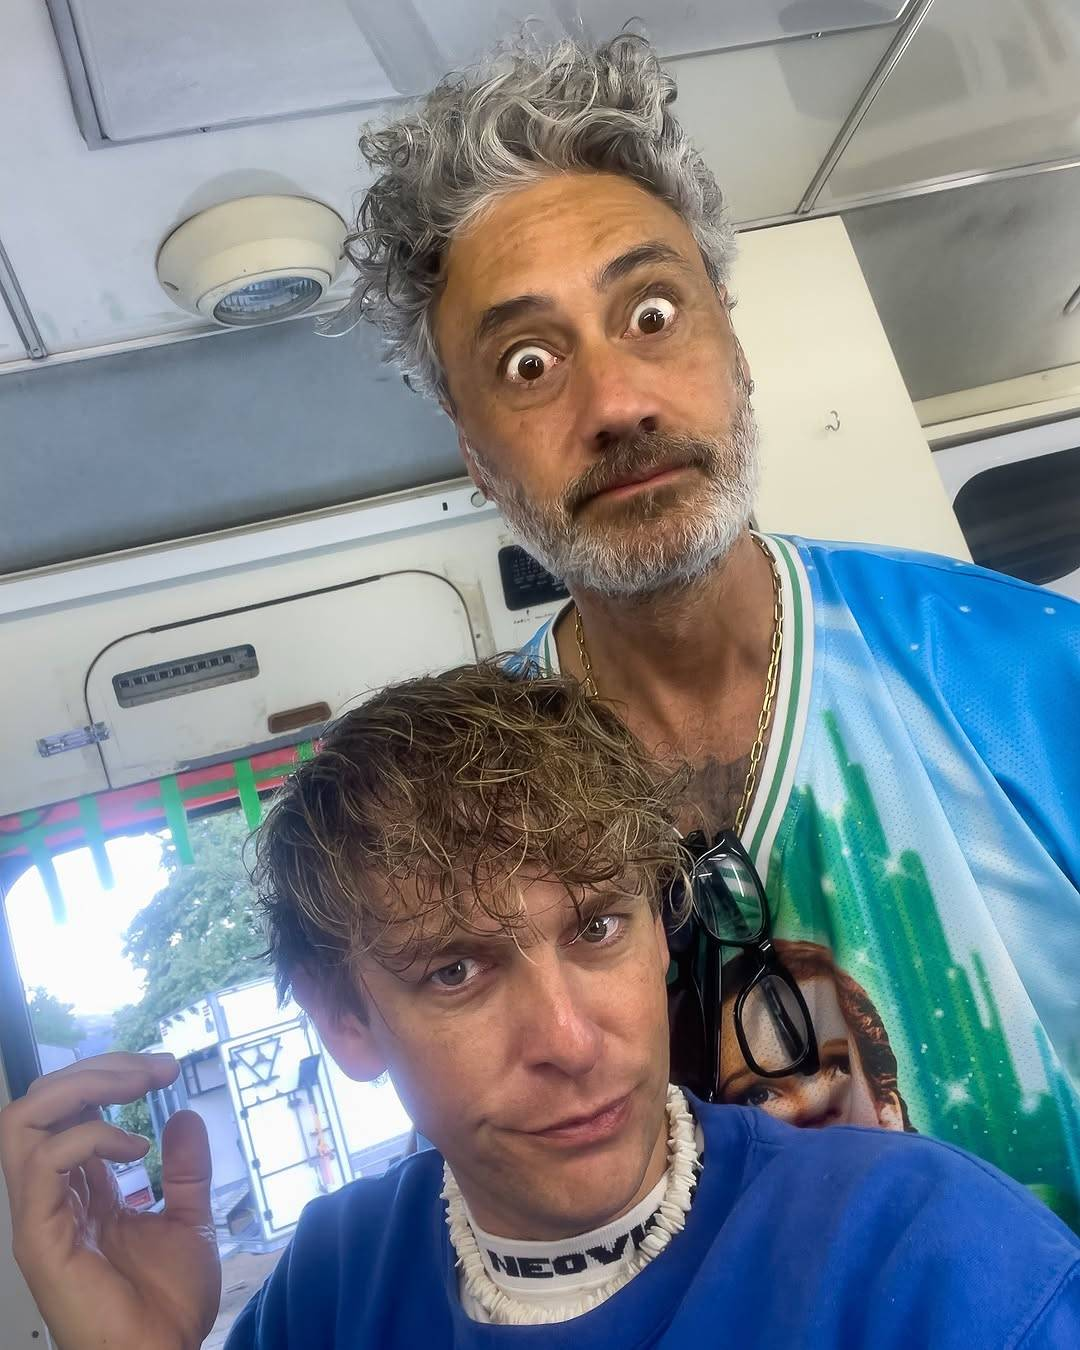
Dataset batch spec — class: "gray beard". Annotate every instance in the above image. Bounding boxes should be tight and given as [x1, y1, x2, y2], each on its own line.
[472, 396, 761, 599]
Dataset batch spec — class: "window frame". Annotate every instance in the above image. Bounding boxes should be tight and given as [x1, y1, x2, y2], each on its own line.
[0, 801, 262, 1100]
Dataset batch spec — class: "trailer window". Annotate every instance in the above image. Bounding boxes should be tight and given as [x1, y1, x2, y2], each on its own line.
[2, 808, 412, 1345]
[952, 443, 1080, 598]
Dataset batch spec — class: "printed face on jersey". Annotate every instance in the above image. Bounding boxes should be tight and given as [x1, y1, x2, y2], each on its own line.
[716, 943, 909, 1132]
[433, 172, 760, 597]
[353, 874, 673, 1241]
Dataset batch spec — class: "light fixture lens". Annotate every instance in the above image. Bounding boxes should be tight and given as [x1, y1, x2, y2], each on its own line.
[212, 275, 323, 325]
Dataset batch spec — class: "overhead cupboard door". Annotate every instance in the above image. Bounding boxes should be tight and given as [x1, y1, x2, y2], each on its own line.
[84, 570, 477, 788]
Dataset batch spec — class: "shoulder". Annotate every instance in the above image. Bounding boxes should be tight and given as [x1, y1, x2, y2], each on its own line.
[786, 533, 1079, 636]
[511, 602, 572, 674]
[699, 1098, 1078, 1247]
[736, 1101, 1079, 1254]
[699, 1103, 1080, 1342]
[784, 535, 1080, 736]
[287, 1147, 444, 1259]
[224, 1151, 446, 1349]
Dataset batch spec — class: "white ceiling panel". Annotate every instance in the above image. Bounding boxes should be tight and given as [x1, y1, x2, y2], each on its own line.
[0, 0, 366, 354]
[0, 0, 892, 352]
[844, 167, 1080, 401]
[58, 0, 907, 144]
[66, 0, 402, 141]
[672, 27, 895, 222]
[820, 0, 1080, 203]
[0, 305, 28, 364]
[567, 0, 907, 51]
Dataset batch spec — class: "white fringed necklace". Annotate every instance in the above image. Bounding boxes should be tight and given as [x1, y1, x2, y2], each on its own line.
[443, 1085, 700, 1326]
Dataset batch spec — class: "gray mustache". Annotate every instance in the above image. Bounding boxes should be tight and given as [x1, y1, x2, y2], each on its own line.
[564, 434, 716, 514]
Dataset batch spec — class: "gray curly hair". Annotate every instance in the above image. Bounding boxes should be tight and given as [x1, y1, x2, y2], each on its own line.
[332, 31, 736, 402]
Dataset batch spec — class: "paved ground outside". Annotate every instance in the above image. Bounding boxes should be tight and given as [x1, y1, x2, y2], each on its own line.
[204, 1248, 288, 1350]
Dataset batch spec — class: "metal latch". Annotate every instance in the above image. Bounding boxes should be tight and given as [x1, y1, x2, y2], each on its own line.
[36, 723, 111, 757]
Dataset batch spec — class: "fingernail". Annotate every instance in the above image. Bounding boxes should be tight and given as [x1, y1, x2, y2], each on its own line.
[149, 1052, 177, 1064]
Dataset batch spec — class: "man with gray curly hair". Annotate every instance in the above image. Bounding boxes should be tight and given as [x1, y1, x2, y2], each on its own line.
[344, 30, 755, 602]
[341, 29, 1080, 1227]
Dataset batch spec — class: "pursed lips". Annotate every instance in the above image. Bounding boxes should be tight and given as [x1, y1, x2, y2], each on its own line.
[512, 1094, 632, 1143]
[589, 462, 691, 500]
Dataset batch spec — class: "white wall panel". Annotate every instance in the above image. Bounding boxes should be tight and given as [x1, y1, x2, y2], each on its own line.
[736, 216, 969, 557]
[0, 503, 565, 814]
[86, 571, 478, 787]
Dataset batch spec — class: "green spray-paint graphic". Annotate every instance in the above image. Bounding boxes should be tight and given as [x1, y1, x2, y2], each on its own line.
[766, 711, 1080, 1230]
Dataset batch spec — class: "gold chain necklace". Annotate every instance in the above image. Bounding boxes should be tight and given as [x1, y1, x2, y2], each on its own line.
[574, 533, 783, 838]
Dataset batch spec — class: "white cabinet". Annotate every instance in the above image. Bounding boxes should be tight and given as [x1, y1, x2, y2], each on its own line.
[735, 216, 970, 560]
[84, 570, 477, 788]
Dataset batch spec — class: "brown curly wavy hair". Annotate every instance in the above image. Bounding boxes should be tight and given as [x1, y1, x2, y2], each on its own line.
[253, 660, 691, 1018]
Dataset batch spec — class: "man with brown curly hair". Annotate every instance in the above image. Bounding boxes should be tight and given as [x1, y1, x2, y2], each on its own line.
[4, 664, 1078, 1349]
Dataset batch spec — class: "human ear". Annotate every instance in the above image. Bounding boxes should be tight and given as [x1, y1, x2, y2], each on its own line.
[290, 965, 387, 1083]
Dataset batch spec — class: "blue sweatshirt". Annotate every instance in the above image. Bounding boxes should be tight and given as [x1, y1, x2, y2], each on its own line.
[225, 1098, 1080, 1348]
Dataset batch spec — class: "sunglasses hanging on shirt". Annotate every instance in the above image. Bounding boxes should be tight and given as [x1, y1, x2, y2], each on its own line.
[665, 830, 820, 1103]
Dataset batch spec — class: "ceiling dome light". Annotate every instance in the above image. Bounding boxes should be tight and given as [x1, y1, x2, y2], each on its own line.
[156, 194, 347, 327]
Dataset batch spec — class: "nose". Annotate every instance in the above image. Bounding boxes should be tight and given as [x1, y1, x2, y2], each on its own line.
[575, 342, 663, 453]
[787, 1073, 848, 1129]
[517, 955, 603, 1080]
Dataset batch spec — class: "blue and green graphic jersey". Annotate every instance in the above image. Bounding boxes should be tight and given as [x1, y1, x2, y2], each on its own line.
[519, 535, 1080, 1228]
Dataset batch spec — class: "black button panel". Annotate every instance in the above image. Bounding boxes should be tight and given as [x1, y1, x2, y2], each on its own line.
[498, 545, 570, 611]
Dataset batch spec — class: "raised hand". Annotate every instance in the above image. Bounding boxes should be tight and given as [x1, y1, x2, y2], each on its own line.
[0, 1051, 221, 1350]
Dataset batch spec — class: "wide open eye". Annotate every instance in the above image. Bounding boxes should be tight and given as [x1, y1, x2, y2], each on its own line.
[627, 296, 677, 336]
[503, 344, 558, 384]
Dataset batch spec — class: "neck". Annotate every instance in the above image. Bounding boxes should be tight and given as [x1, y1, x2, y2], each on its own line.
[558, 531, 775, 749]
[445, 1086, 702, 1327]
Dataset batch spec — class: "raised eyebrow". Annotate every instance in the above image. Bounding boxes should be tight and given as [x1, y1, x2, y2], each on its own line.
[594, 241, 692, 290]
[473, 245, 692, 352]
[473, 293, 554, 351]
